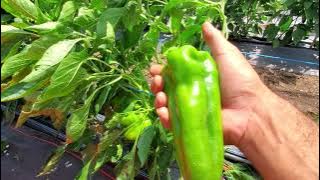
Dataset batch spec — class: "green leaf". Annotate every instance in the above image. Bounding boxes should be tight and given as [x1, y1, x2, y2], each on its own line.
[264, 24, 280, 42]
[1, 35, 62, 80]
[304, 1, 313, 9]
[22, 38, 82, 83]
[164, 0, 199, 11]
[34, 0, 51, 23]
[94, 86, 111, 114]
[58, 1, 77, 23]
[96, 8, 124, 39]
[76, 159, 93, 180]
[90, 0, 107, 11]
[122, 1, 141, 31]
[105, 22, 116, 43]
[93, 131, 123, 172]
[284, 0, 295, 7]
[1, 41, 22, 63]
[66, 90, 97, 143]
[1, 25, 34, 44]
[1, 0, 38, 21]
[116, 140, 139, 180]
[39, 51, 88, 102]
[137, 126, 156, 167]
[177, 25, 202, 45]
[74, 7, 96, 28]
[121, 24, 145, 49]
[292, 25, 307, 44]
[305, 3, 318, 21]
[25, 22, 61, 33]
[169, 10, 184, 34]
[279, 16, 293, 32]
[37, 145, 67, 177]
[272, 39, 280, 48]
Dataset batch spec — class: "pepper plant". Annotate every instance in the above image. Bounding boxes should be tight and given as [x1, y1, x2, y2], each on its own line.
[1, 0, 227, 179]
[226, 0, 319, 48]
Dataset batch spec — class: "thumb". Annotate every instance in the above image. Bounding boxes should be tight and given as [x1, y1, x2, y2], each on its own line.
[202, 22, 252, 69]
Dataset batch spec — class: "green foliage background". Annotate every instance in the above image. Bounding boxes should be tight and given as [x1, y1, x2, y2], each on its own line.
[0, 0, 318, 179]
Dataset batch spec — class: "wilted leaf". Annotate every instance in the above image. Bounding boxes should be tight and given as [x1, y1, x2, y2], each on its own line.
[37, 145, 67, 177]
[39, 51, 88, 102]
[22, 38, 82, 83]
[2, 101, 18, 125]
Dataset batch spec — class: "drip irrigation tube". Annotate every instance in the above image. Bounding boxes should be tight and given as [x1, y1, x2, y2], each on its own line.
[242, 51, 319, 66]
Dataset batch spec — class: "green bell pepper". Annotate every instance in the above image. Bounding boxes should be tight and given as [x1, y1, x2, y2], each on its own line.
[162, 45, 224, 180]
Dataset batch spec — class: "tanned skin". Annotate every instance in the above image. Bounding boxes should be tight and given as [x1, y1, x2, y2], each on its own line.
[149, 22, 319, 180]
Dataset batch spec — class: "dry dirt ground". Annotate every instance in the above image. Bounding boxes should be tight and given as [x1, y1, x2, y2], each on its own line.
[255, 67, 319, 123]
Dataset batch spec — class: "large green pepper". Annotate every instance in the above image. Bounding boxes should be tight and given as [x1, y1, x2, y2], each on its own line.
[162, 45, 224, 180]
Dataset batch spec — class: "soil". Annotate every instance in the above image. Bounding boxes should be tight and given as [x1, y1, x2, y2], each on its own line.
[254, 67, 319, 123]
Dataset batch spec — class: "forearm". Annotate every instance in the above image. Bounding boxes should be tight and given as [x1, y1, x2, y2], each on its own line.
[239, 88, 319, 180]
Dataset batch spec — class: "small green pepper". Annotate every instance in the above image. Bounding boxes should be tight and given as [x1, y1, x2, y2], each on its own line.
[124, 119, 151, 141]
[162, 45, 224, 180]
[120, 112, 143, 126]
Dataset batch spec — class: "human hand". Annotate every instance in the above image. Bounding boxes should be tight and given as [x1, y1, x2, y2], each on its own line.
[150, 22, 268, 146]
[150, 22, 319, 180]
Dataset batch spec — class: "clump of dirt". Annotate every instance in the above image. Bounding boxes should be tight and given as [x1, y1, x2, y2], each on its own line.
[255, 67, 319, 122]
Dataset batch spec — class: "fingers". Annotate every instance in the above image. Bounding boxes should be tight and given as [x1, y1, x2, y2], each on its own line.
[150, 64, 164, 94]
[151, 75, 164, 94]
[155, 92, 167, 108]
[202, 22, 253, 71]
[150, 65, 171, 129]
[155, 92, 170, 129]
[156, 107, 171, 129]
[150, 64, 164, 76]
[202, 22, 242, 60]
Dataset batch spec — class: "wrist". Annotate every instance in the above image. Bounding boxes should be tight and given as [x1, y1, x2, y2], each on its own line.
[237, 86, 319, 179]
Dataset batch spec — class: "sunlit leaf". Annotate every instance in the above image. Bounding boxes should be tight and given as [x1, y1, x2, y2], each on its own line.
[22, 38, 82, 83]
[1, 35, 62, 80]
[39, 51, 88, 102]
[1, 0, 38, 20]
[58, 1, 77, 23]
